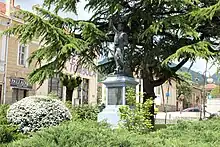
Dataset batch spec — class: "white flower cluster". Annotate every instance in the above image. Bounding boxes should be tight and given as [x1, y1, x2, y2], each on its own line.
[7, 96, 72, 132]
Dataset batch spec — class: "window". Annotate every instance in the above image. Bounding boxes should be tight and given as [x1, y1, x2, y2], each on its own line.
[77, 78, 89, 105]
[48, 77, 63, 98]
[18, 44, 27, 66]
[12, 89, 28, 102]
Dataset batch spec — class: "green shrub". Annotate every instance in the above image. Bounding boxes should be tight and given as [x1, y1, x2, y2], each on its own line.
[65, 101, 99, 121]
[7, 96, 72, 132]
[73, 105, 99, 121]
[8, 120, 149, 147]
[0, 125, 25, 144]
[8, 119, 220, 147]
[119, 87, 153, 133]
[0, 125, 14, 144]
[125, 87, 136, 105]
[119, 99, 153, 134]
[0, 104, 9, 125]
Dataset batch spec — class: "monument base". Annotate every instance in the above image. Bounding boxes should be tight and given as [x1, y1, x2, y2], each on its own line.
[97, 105, 121, 128]
[98, 74, 138, 128]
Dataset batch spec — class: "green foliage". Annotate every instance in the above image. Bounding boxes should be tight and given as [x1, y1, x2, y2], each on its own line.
[120, 88, 153, 133]
[8, 120, 149, 147]
[210, 86, 220, 98]
[4, 0, 220, 91]
[0, 125, 25, 144]
[125, 87, 136, 106]
[59, 73, 82, 91]
[176, 72, 193, 100]
[8, 118, 220, 147]
[47, 92, 60, 99]
[0, 104, 9, 125]
[0, 105, 25, 145]
[119, 99, 153, 134]
[149, 119, 220, 146]
[97, 85, 102, 104]
[60, 73, 82, 100]
[85, 0, 220, 80]
[65, 101, 99, 121]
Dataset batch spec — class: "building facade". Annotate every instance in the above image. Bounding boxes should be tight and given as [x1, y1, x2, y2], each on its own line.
[0, 0, 98, 105]
[0, 0, 39, 104]
[154, 80, 177, 112]
[36, 56, 98, 105]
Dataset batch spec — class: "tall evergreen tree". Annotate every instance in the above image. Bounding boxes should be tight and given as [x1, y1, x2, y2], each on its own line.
[4, 0, 220, 125]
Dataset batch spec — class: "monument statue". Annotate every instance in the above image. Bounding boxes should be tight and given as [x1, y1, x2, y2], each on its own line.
[109, 16, 128, 74]
[98, 15, 138, 128]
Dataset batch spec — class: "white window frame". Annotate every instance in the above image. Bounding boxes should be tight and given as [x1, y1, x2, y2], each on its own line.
[17, 43, 29, 67]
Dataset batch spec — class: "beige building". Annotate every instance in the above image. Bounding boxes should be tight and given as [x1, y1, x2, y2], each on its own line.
[154, 80, 177, 112]
[0, 0, 98, 105]
[0, 0, 39, 104]
[176, 86, 202, 111]
[36, 56, 98, 105]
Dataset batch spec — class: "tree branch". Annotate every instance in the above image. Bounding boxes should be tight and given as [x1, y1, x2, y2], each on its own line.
[153, 57, 189, 87]
[171, 57, 189, 72]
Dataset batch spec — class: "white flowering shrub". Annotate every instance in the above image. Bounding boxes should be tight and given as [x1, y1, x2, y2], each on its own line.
[7, 96, 72, 133]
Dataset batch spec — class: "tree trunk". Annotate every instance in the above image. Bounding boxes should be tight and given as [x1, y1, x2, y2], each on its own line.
[66, 88, 73, 102]
[143, 78, 156, 126]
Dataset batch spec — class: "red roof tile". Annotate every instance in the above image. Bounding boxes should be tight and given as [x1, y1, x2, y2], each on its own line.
[205, 83, 217, 90]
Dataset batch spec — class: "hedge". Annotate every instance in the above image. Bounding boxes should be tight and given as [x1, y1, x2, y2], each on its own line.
[8, 118, 220, 147]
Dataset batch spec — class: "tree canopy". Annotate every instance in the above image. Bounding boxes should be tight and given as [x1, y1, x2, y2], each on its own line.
[210, 86, 220, 98]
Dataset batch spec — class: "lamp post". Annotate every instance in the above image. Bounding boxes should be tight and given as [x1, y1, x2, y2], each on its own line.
[198, 63, 214, 119]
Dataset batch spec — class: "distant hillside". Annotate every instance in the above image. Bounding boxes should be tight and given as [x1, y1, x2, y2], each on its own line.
[211, 73, 219, 84]
[178, 66, 208, 84]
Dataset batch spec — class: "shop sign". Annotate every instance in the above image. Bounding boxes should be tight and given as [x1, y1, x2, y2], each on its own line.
[9, 77, 32, 89]
[69, 56, 96, 77]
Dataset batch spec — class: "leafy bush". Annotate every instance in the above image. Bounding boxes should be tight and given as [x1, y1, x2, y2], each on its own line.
[73, 105, 99, 121]
[0, 125, 25, 144]
[119, 87, 153, 133]
[0, 125, 14, 144]
[7, 119, 220, 146]
[125, 87, 136, 105]
[65, 101, 99, 121]
[0, 104, 9, 125]
[7, 96, 72, 133]
[8, 120, 149, 147]
[119, 99, 153, 134]
[0, 105, 26, 145]
[148, 119, 220, 146]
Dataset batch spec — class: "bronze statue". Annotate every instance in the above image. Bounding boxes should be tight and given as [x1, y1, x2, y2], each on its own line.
[109, 16, 128, 74]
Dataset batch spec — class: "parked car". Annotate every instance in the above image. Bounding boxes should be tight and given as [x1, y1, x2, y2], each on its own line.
[182, 107, 219, 119]
[182, 107, 201, 112]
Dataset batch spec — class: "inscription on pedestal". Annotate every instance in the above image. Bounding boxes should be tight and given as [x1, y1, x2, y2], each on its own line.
[108, 87, 123, 105]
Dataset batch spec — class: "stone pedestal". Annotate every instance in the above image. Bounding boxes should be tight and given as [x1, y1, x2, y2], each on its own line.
[97, 74, 138, 128]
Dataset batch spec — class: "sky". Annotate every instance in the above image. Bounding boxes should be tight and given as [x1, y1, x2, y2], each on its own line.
[2, 0, 217, 75]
